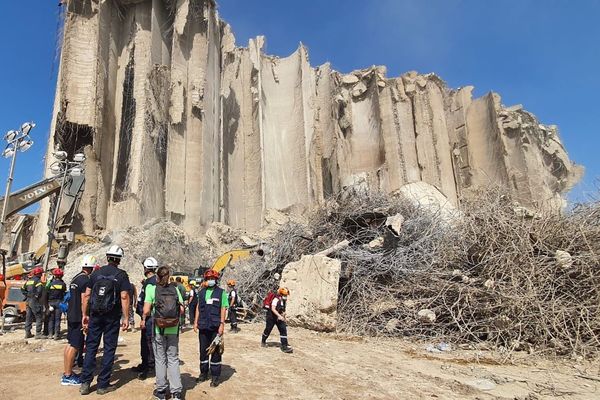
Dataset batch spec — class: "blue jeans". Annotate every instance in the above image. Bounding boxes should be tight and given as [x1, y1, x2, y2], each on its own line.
[80, 315, 121, 389]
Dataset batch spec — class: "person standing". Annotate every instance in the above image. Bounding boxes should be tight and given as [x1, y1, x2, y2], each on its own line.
[61, 255, 97, 386]
[226, 280, 240, 333]
[194, 269, 228, 387]
[142, 266, 184, 400]
[21, 266, 44, 339]
[47, 268, 67, 339]
[262, 287, 293, 353]
[187, 280, 199, 328]
[79, 245, 131, 395]
[132, 257, 159, 380]
[174, 277, 187, 328]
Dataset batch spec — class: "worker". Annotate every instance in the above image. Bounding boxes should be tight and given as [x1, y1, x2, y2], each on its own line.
[142, 266, 184, 400]
[174, 277, 187, 328]
[61, 255, 96, 386]
[227, 280, 240, 333]
[79, 245, 132, 395]
[47, 268, 67, 339]
[187, 280, 199, 329]
[194, 269, 229, 387]
[127, 283, 137, 331]
[21, 266, 44, 339]
[262, 287, 293, 353]
[132, 257, 159, 380]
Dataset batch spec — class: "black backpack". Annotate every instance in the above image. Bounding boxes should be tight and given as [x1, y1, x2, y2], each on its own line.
[90, 274, 120, 315]
[154, 283, 181, 331]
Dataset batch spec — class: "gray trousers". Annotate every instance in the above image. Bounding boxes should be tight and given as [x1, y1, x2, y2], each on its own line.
[152, 333, 182, 395]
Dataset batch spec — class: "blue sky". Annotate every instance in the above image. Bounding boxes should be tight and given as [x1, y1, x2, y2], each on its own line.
[0, 1, 597, 205]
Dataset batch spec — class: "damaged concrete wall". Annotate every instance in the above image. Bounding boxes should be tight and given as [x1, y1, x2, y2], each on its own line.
[36, 0, 582, 242]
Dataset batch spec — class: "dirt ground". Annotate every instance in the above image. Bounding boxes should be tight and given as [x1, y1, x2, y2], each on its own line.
[0, 322, 598, 400]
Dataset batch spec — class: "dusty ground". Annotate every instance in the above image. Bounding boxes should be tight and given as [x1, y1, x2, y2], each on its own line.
[0, 323, 598, 400]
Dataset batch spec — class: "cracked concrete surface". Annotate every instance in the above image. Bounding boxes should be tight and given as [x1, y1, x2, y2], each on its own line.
[34, 0, 583, 244]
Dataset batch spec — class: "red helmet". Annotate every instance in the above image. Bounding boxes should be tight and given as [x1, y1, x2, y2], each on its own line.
[32, 267, 43, 276]
[52, 268, 64, 277]
[203, 269, 220, 280]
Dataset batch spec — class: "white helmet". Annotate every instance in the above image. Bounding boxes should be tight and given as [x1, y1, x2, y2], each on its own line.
[143, 257, 159, 270]
[106, 245, 124, 258]
[82, 254, 98, 268]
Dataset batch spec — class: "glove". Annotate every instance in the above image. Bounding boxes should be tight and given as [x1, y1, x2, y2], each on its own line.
[219, 336, 225, 355]
[49, 306, 54, 312]
[207, 334, 222, 355]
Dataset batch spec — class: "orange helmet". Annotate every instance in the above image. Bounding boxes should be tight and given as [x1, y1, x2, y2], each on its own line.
[204, 269, 219, 280]
[278, 287, 290, 296]
[52, 268, 64, 277]
[32, 267, 43, 276]
[227, 279, 236, 287]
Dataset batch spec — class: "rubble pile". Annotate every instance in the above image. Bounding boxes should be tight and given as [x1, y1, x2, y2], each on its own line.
[66, 219, 213, 284]
[235, 188, 600, 356]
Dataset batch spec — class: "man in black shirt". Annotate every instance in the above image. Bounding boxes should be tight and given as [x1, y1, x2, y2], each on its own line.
[61, 255, 96, 386]
[132, 257, 159, 380]
[80, 246, 132, 395]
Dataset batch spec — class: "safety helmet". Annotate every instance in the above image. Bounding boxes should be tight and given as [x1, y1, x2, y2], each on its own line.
[32, 266, 43, 276]
[278, 287, 290, 296]
[204, 269, 220, 280]
[227, 279, 236, 287]
[189, 280, 197, 286]
[143, 257, 159, 270]
[52, 268, 64, 277]
[106, 245, 124, 258]
[81, 254, 97, 269]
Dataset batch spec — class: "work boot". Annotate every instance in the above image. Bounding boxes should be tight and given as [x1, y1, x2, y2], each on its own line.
[152, 389, 166, 400]
[53, 333, 60, 340]
[196, 372, 209, 383]
[80, 382, 91, 395]
[131, 364, 146, 373]
[281, 345, 293, 354]
[97, 385, 115, 395]
[24, 331, 33, 339]
[210, 376, 220, 387]
[34, 333, 44, 340]
[231, 326, 240, 333]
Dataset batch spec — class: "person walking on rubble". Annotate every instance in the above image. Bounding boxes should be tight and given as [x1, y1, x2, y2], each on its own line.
[132, 257, 159, 380]
[194, 269, 229, 387]
[79, 245, 132, 395]
[262, 287, 293, 353]
[142, 266, 185, 400]
[61, 255, 97, 386]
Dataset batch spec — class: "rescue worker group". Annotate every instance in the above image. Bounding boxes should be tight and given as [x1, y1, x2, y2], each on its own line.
[21, 245, 293, 398]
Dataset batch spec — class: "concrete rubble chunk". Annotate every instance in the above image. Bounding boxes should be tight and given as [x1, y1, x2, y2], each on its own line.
[417, 309, 436, 324]
[280, 255, 342, 332]
[555, 250, 573, 269]
[341, 74, 359, 85]
[385, 213, 404, 236]
[33, 0, 582, 245]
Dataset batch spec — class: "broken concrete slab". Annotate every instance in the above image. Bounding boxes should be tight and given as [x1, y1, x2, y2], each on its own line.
[280, 255, 341, 332]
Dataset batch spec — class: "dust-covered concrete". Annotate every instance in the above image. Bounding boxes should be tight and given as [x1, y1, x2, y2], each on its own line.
[34, 0, 583, 246]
